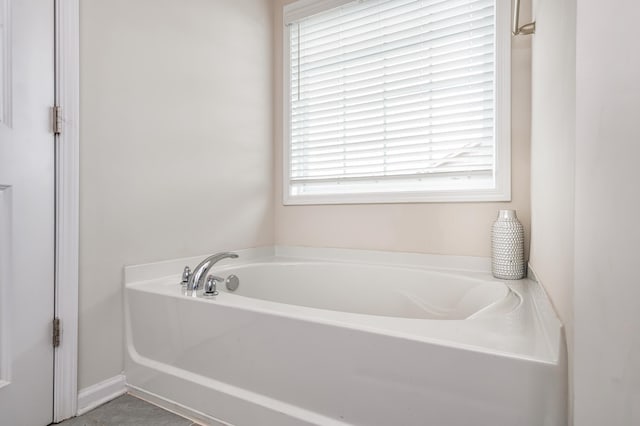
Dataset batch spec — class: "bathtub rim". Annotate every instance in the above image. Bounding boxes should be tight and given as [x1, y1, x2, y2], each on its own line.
[124, 245, 493, 284]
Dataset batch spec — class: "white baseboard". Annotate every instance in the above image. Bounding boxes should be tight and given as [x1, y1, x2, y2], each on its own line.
[76, 374, 127, 416]
[128, 385, 229, 426]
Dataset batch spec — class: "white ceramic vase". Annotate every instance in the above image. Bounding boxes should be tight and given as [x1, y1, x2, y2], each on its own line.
[491, 209, 525, 280]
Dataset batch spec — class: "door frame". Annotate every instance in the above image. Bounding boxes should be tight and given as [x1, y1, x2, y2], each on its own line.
[53, 0, 79, 422]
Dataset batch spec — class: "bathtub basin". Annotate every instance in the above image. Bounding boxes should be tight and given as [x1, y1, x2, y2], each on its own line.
[124, 246, 566, 426]
[217, 262, 517, 320]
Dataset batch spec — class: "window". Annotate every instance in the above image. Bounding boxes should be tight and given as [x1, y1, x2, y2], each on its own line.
[283, 0, 511, 204]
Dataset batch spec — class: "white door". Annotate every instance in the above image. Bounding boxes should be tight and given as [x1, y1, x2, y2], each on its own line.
[0, 0, 55, 424]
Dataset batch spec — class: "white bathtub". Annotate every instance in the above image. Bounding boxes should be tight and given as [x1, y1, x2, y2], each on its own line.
[124, 247, 566, 426]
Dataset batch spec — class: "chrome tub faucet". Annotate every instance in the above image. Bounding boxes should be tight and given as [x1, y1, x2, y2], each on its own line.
[182, 252, 239, 292]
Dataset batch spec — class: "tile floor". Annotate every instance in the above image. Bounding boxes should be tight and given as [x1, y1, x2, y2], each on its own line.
[56, 394, 197, 426]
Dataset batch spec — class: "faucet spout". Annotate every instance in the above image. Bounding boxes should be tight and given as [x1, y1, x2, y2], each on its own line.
[188, 252, 239, 291]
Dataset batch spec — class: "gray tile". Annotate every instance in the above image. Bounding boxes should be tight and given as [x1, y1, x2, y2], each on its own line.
[57, 394, 192, 426]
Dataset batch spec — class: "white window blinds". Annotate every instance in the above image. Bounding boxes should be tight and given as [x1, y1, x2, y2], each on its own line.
[285, 0, 510, 203]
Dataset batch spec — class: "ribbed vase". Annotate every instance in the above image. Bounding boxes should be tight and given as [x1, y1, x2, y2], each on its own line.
[491, 210, 525, 280]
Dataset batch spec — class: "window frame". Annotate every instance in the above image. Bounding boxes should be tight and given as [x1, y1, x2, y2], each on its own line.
[282, 0, 512, 205]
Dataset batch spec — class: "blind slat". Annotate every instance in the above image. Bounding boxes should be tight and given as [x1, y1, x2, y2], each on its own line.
[293, 117, 493, 146]
[292, 43, 494, 96]
[292, 80, 494, 122]
[293, 0, 473, 38]
[292, 69, 494, 112]
[291, 154, 495, 173]
[292, 101, 494, 134]
[289, 169, 492, 186]
[292, 1, 494, 56]
[291, 160, 494, 181]
[291, 128, 494, 153]
[292, 20, 494, 76]
[292, 137, 493, 161]
[292, 110, 494, 141]
[291, 30, 494, 83]
[291, 147, 494, 171]
[293, 51, 494, 100]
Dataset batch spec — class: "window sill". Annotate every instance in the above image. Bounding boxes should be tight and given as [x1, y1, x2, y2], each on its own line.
[283, 189, 512, 205]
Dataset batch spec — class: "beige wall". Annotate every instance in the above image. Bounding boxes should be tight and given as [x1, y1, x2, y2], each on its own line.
[574, 1, 640, 424]
[273, 0, 532, 257]
[80, 0, 534, 392]
[79, 0, 274, 389]
[528, 0, 576, 418]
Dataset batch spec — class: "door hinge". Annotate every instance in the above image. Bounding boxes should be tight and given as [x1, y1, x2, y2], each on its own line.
[53, 317, 61, 348]
[52, 106, 63, 135]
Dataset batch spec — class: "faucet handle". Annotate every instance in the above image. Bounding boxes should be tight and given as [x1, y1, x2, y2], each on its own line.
[203, 275, 221, 296]
[180, 266, 191, 286]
